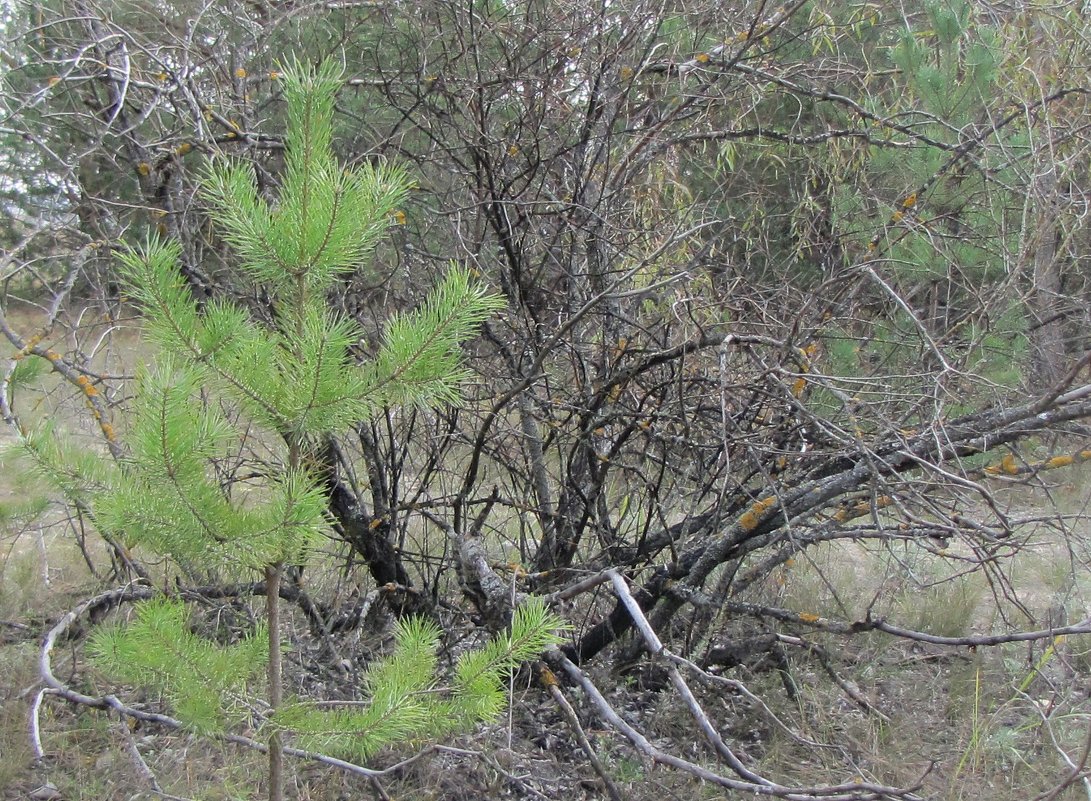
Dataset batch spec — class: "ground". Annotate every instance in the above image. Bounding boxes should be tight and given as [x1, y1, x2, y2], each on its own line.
[2, 303, 1091, 800]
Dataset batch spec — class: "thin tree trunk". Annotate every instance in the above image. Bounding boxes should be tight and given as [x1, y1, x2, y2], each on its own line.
[265, 562, 283, 801]
[1028, 166, 1067, 387]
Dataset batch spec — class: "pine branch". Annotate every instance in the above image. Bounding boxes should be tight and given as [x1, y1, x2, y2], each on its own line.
[17, 422, 118, 503]
[274, 600, 564, 761]
[364, 268, 506, 407]
[119, 240, 288, 430]
[88, 598, 268, 735]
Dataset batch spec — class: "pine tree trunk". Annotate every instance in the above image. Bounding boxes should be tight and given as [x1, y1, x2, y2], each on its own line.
[265, 562, 283, 801]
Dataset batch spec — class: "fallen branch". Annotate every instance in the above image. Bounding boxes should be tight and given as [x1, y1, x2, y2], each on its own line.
[720, 600, 1091, 646]
[540, 665, 623, 801]
[549, 647, 924, 801]
[540, 570, 926, 800]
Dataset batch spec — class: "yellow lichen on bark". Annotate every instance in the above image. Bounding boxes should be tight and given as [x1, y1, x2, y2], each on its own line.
[833, 495, 891, 523]
[984, 453, 1019, 475]
[738, 496, 777, 532]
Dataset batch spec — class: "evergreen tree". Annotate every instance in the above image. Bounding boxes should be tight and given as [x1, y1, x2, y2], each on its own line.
[23, 59, 560, 801]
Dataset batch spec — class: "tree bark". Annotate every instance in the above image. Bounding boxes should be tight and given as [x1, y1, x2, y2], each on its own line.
[264, 563, 283, 801]
[1028, 165, 1067, 387]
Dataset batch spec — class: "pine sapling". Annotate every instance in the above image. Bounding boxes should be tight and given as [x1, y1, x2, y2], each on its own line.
[22, 59, 559, 801]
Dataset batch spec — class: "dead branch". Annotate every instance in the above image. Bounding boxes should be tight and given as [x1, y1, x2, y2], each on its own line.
[549, 648, 924, 801]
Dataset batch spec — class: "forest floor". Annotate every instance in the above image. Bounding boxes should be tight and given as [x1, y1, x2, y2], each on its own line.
[2, 302, 1091, 800]
[3, 503, 1091, 801]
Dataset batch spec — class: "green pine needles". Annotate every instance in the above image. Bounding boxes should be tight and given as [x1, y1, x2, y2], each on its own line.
[87, 594, 563, 759]
[21, 59, 556, 795]
[277, 597, 563, 761]
[87, 598, 269, 736]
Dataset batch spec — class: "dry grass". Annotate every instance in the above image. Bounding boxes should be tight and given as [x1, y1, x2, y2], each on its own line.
[3, 305, 1091, 800]
[5, 514, 1091, 800]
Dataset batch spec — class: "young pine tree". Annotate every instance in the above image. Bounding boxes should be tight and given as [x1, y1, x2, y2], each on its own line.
[25, 60, 561, 801]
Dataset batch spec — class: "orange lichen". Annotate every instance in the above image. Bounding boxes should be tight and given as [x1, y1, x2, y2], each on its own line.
[539, 666, 559, 687]
[368, 518, 384, 530]
[235, 67, 248, 79]
[136, 162, 151, 176]
[738, 495, 777, 532]
[14, 333, 43, 360]
[798, 613, 821, 623]
[832, 496, 891, 524]
[890, 210, 904, 223]
[99, 422, 116, 442]
[175, 142, 192, 156]
[985, 453, 1019, 475]
[695, 52, 710, 63]
[902, 192, 917, 208]
[856, 497, 886, 514]
[269, 70, 280, 80]
[1045, 455, 1075, 469]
